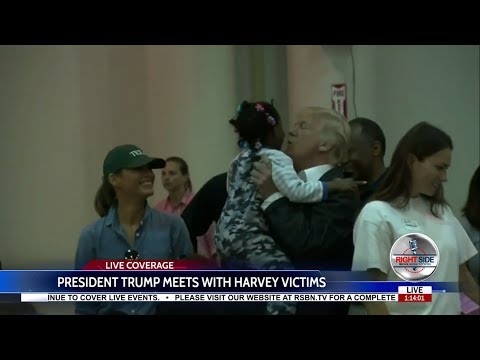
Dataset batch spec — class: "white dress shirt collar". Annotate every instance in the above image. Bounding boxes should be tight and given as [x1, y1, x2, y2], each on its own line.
[298, 164, 334, 182]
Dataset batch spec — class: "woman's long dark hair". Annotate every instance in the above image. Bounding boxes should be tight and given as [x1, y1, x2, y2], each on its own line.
[373, 122, 452, 218]
[462, 165, 480, 229]
[94, 177, 117, 217]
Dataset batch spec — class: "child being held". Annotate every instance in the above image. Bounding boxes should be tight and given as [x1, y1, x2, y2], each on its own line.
[215, 101, 359, 315]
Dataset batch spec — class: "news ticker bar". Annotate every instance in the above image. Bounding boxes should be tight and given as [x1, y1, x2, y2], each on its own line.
[14, 286, 433, 303]
[21, 293, 404, 302]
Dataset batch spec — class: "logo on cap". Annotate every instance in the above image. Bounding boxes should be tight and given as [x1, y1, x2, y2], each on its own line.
[390, 233, 440, 282]
[129, 150, 144, 157]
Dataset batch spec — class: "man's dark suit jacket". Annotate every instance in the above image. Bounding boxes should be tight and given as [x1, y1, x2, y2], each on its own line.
[264, 165, 361, 315]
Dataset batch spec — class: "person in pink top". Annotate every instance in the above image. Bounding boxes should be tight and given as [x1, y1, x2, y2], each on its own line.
[155, 156, 216, 259]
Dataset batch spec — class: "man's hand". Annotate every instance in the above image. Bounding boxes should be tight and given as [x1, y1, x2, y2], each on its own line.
[250, 156, 278, 199]
[329, 178, 367, 192]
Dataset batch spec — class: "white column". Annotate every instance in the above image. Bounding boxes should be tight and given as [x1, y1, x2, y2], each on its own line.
[286, 45, 351, 124]
[351, 45, 377, 121]
[144, 45, 238, 202]
[0, 45, 85, 270]
[263, 45, 289, 131]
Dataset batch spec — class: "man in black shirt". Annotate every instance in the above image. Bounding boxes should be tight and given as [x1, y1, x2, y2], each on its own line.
[181, 172, 227, 251]
[347, 117, 388, 206]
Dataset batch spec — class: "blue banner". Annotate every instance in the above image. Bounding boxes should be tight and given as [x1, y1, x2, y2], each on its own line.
[0, 270, 458, 293]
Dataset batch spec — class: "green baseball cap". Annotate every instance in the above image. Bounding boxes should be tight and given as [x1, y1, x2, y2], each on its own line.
[103, 144, 166, 178]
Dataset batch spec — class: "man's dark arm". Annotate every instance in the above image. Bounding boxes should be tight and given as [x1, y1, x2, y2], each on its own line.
[181, 173, 227, 250]
[181, 196, 207, 251]
[264, 191, 360, 262]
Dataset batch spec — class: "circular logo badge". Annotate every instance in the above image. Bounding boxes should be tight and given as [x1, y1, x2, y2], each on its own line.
[390, 233, 440, 282]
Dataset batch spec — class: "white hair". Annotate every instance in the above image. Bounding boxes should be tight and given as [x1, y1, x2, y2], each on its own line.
[298, 107, 351, 164]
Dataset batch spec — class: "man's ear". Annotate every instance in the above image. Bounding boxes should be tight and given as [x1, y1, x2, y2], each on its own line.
[318, 140, 333, 153]
[371, 140, 382, 157]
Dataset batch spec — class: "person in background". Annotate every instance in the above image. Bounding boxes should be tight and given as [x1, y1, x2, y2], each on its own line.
[351, 122, 479, 315]
[155, 157, 216, 260]
[347, 117, 388, 207]
[75, 145, 193, 315]
[346, 117, 389, 315]
[460, 165, 480, 285]
[181, 172, 227, 249]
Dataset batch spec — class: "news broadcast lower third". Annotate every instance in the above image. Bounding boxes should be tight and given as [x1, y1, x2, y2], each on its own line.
[0, 253, 471, 315]
[1, 230, 479, 315]
[1, 260, 447, 304]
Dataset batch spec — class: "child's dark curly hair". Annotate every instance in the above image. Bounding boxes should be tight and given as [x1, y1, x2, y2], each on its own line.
[229, 100, 281, 151]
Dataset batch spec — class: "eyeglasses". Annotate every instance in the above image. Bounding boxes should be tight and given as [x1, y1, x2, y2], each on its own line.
[124, 249, 139, 260]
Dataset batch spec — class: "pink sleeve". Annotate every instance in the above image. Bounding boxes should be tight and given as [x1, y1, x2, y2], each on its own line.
[155, 199, 166, 211]
[196, 223, 217, 258]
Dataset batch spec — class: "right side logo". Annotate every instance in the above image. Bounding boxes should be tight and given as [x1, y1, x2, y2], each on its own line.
[390, 233, 440, 282]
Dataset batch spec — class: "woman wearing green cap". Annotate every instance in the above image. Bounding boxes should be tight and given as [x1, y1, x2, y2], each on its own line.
[74, 144, 194, 315]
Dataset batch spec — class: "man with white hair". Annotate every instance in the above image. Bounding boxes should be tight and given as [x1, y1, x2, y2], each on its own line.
[251, 106, 361, 315]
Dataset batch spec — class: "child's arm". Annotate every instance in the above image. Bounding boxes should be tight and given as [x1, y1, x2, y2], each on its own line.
[269, 152, 326, 203]
[269, 152, 366, 203]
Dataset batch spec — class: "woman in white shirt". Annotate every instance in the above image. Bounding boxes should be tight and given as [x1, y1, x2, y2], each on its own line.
[352, 122, 479, 315]
[460, 165, 480, 285]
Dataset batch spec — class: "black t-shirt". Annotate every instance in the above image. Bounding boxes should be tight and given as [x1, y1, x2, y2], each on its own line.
[360, 168, 389, 206]
[181, 172, 228, 250]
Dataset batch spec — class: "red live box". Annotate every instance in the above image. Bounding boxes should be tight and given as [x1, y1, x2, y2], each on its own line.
[398, 294, 432, 302]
